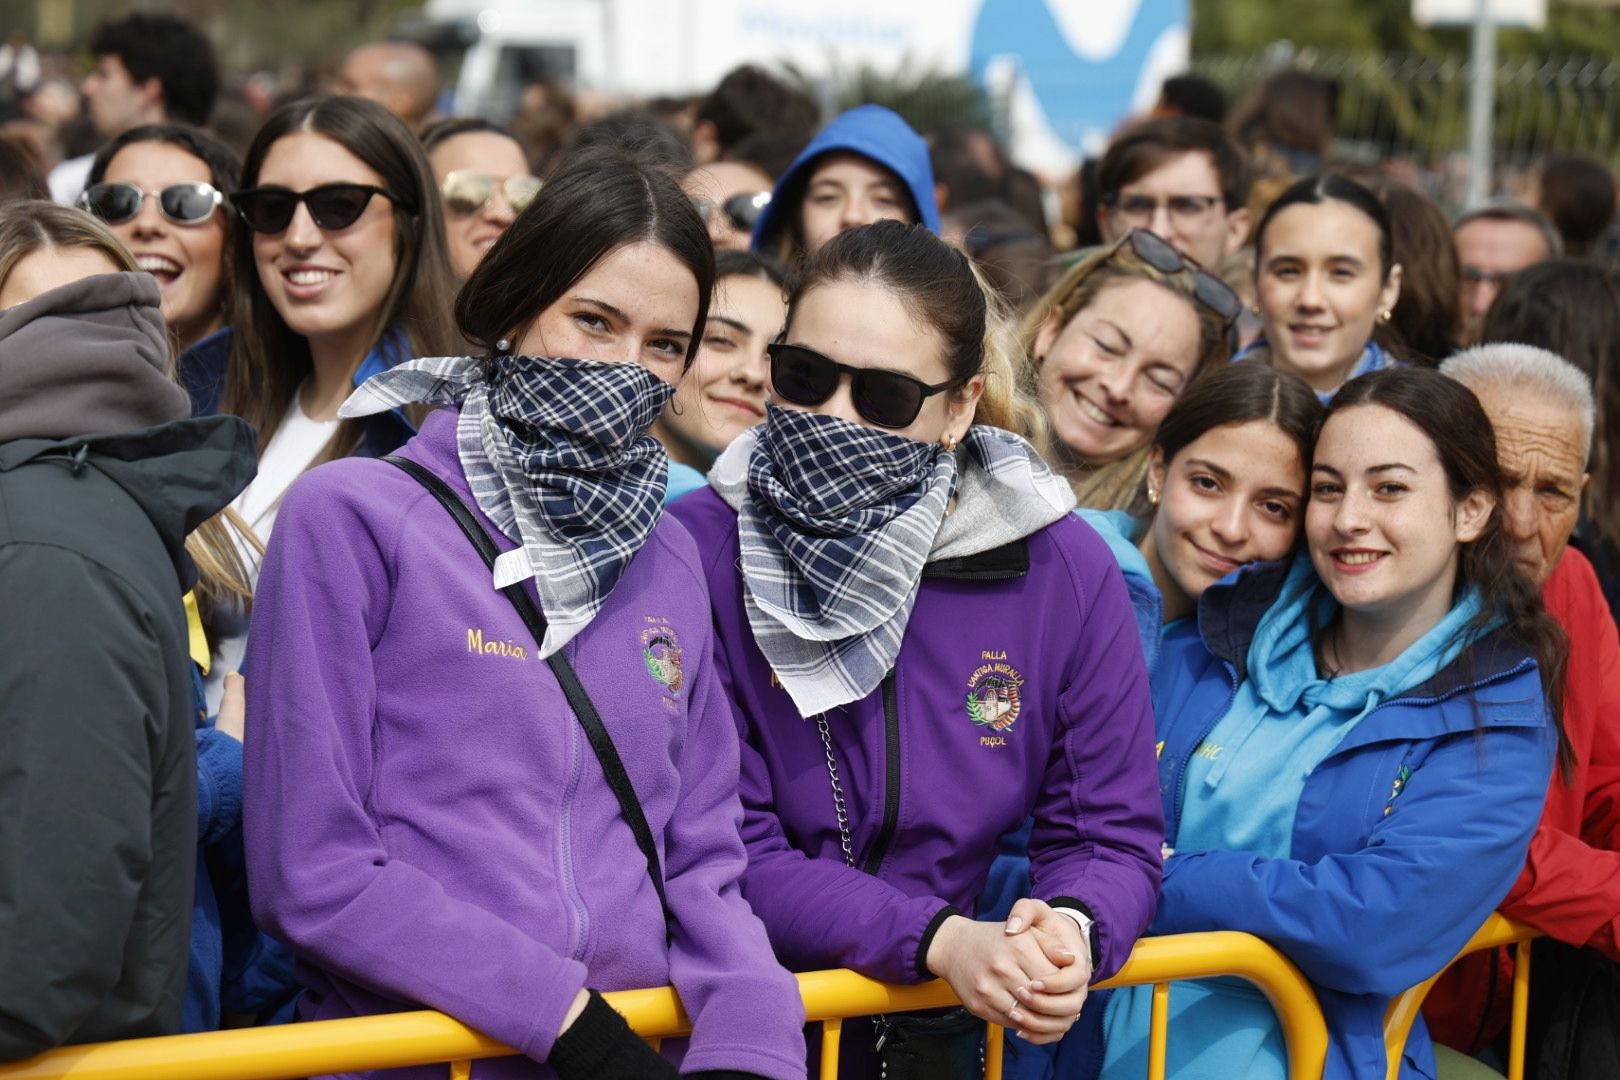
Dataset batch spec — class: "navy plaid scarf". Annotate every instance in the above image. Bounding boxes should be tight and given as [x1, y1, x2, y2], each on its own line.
[723, 405, 958, 715]
[711, 406, 1075, 716]
[342, 354, 673, 657]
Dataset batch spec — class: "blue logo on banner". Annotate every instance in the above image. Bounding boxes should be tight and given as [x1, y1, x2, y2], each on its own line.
[969, 0, 1187, 154]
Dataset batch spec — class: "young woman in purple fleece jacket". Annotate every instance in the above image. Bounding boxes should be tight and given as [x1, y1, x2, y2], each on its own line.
[669, 220, 1164, 1077]
[241, 149, 806, 1080]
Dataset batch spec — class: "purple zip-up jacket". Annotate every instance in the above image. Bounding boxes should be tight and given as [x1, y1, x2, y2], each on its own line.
[670, 488, 1163, 986]
[242, 410, 807, 1079]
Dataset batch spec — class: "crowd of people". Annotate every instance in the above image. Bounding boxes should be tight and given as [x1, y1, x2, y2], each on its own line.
[1, 11, 1618, 1080]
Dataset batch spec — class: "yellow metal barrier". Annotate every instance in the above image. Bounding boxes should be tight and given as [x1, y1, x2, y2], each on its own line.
[0, 931, 1329, 1080]
[1382, 914, 1540, 1080]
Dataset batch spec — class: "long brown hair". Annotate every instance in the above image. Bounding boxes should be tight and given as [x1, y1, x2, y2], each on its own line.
[1016, 242, 1230, 509]
[1326, 368, 1572, 777]
[221, 96, 460, 460]
[186, 508, 263, 639]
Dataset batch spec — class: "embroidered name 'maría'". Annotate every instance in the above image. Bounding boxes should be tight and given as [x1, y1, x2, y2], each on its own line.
[467, 628, 528, 660]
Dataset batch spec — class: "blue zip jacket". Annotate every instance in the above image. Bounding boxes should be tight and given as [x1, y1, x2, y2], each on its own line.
[187, 665, 299, 1031]
[1148, 558, 1555, 1080]
[751, 104, 939, 254]
[177, 327, 232, 417]
[179, 326, 415, 456]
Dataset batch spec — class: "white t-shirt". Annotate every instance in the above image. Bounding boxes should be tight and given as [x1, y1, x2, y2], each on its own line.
[203, 392, 341, 713]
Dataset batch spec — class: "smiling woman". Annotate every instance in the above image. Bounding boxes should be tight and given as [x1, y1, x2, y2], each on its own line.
[196, 97, 460, 714]
[649, 249, 786, 476]
[1018, 228, 1233, 512]
[1242, 174, 1405, 400]
[1102, 366, 1572, 1080]
[83, 124, 239, 415]
[242, 146, 811, 1080]
[421, 117, 540, 278]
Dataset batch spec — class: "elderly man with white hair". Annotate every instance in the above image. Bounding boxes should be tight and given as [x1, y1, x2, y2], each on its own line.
[1423, 342, 1620, 1065]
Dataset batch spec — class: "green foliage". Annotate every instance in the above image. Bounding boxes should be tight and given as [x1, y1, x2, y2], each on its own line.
[1191, 0, 1620, 63]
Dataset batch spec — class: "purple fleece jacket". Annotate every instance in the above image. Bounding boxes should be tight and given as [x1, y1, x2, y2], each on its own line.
[669, 488, 1163, 986]
[242, 410, 806, 1079]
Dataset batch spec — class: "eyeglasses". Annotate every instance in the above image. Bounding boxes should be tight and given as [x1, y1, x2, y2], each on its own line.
[441, 170, 542, 216]
[767, 342, 960, 430]
[79, 181, 223, 226]
[1108, 228, 1243, 326]
[693, 191, 771, 233]
[1105, 192, 1223, 226]
[232, 183, 408, 234]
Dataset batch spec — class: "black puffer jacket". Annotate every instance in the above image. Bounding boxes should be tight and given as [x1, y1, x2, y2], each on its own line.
[0, 272, 254, 1060]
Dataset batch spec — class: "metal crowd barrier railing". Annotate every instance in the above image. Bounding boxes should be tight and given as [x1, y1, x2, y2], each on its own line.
[1383, 914, 1539, 1080]
[0, 929, 1332, 1080]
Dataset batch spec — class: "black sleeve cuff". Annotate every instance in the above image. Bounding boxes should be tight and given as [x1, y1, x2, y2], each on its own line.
[1048, 895, 1101, 962]
[549, 990, 677, 1080]
[915, 905, 963, 979]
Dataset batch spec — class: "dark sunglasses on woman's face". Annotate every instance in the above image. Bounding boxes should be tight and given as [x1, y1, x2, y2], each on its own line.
[232, 183, 408, 235]
[79, 181, 223, 226]
[1110, 227, 1243, 326]
[693, 191, 771, 233]
[766, 342, 960, 430]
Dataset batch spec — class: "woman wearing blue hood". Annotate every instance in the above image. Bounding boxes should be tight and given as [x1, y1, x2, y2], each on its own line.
[751, 104, 940, 265]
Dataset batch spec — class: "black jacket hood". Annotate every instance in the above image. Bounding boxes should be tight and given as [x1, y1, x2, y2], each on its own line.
[0, 415, 257, 574]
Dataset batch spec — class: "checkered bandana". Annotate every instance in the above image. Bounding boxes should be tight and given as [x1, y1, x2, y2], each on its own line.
[720, 405, 958, 715]
[341, 353, 673, 657]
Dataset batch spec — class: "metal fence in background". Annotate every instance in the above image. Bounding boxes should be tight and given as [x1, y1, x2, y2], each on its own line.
[1197, 50, 1620, 199]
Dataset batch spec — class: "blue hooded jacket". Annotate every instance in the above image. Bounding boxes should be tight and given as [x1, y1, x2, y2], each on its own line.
[751, 104, 939, 254]
[1141, 556, 1555, 1080]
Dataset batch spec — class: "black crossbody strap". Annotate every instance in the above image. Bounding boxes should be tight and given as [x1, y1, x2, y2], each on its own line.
[384, 456, 674, 934]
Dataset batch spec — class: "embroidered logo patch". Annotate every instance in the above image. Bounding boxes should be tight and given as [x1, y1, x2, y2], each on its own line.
[966, 654, 1024, 732]
[1382, 763, 1413, 817]
[641, 618, 683, 710]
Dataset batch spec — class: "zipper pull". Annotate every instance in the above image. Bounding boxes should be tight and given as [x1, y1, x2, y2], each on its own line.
[873, 1015, 890, 1053]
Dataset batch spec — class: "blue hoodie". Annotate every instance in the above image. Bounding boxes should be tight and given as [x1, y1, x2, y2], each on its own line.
[1107, 554, 1554, 1080]
[751, 104, 939, 254]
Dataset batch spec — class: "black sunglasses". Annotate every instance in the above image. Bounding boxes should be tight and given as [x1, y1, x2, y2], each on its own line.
[232, 183, 408, 234]
[694, 191, 771, 233]
[1110, 228, 1243, 325]
[767, 342, 960, 430]
[79, 181, 223, 226]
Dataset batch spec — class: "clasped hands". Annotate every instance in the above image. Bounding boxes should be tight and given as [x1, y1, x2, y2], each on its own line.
[924, 897, 1093, 1044]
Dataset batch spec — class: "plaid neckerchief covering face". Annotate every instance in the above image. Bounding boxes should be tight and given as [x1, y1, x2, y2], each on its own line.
[341, 353, 673, 657]
[733, 404, 959, 716]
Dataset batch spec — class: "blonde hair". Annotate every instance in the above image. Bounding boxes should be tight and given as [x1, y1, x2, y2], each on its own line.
[1015, 241, 1230, 510]
[186, 508, 264, 641]
[971, 262, 1050, 455]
